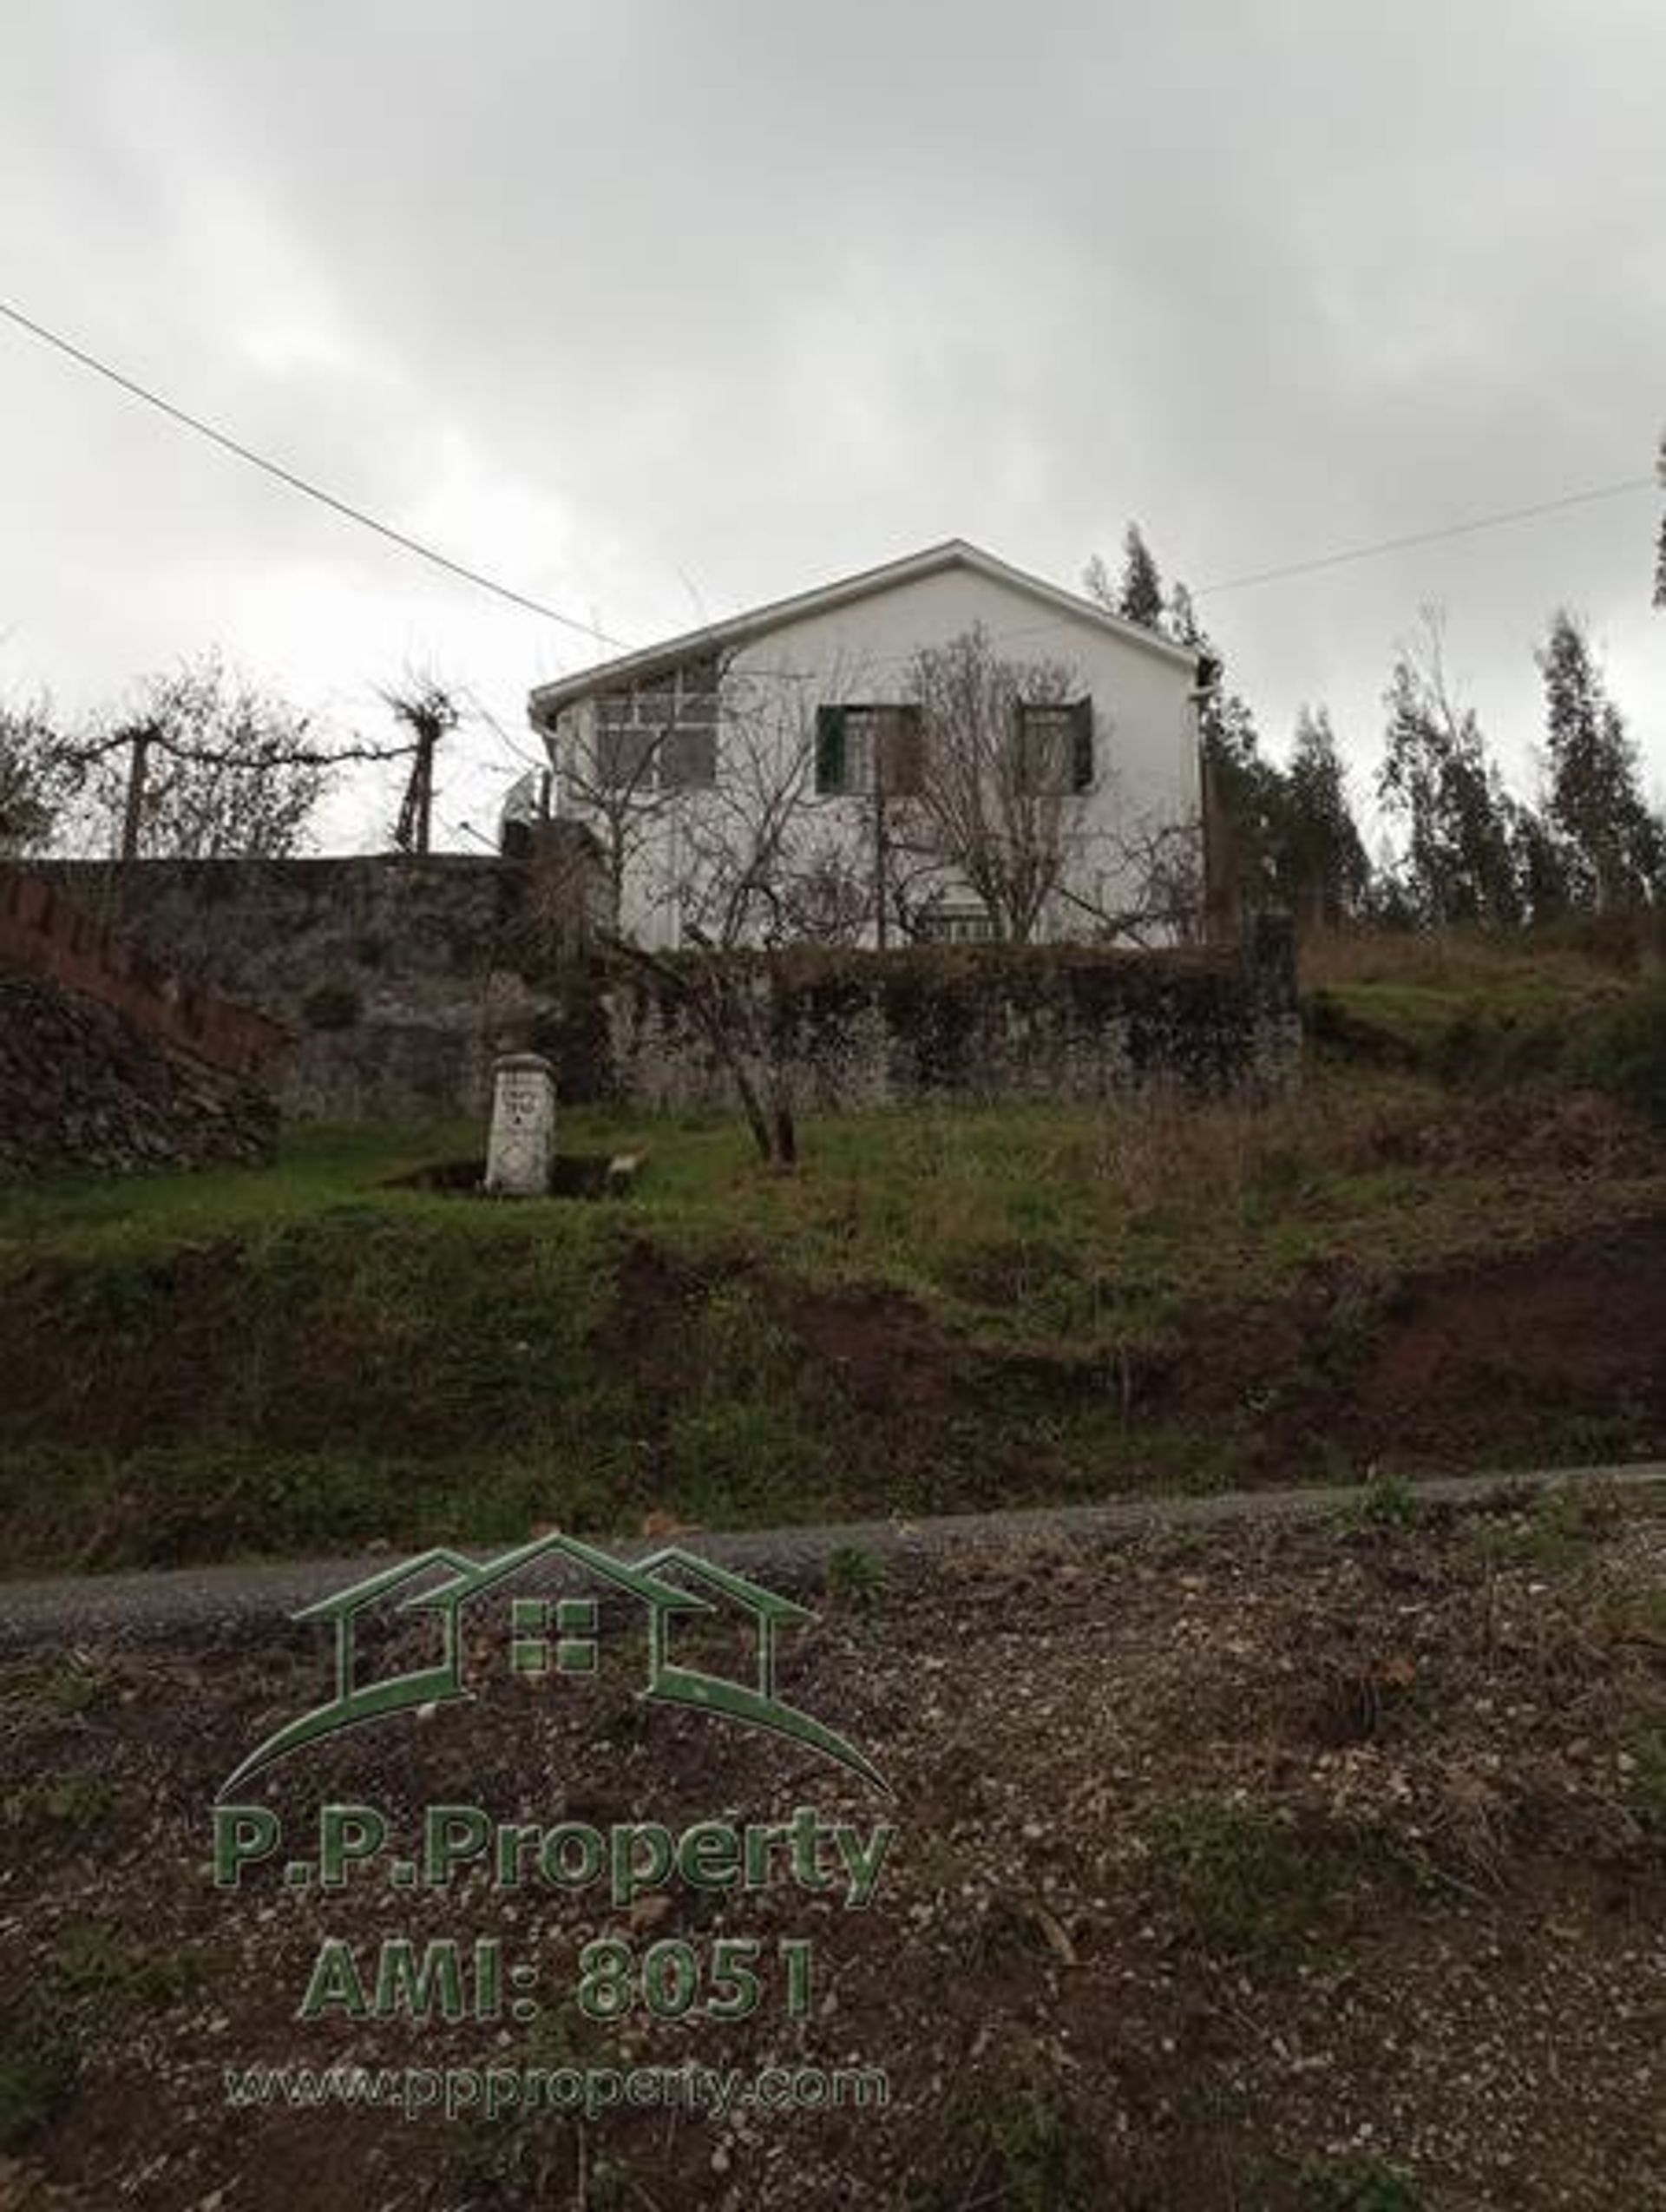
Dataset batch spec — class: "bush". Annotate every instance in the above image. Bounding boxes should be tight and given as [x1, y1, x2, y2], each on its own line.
[1579, 982, 1666, 1126]
[1144, 1795, 1322, 1955]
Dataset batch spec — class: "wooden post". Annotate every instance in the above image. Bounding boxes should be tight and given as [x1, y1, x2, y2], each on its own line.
[119, 727, 151, 862]
[873, 775, 889, 950]
[413, 724, 435, 857]
[394, 723, 437, 857]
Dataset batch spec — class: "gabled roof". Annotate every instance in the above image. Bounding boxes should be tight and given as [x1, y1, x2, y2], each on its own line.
[528, 537, 1198, 725]
[401, 1531, 712, 1617]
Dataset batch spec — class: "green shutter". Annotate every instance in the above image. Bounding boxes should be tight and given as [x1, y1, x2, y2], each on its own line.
[815, 705, 848, 794]
[1012, 699, 1033, 793]
[885, 706, 924, 795]
[1071, 698, 1095, 793]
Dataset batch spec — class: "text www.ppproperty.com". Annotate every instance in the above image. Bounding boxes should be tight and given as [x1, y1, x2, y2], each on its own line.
[223, 2059, 890, 2123]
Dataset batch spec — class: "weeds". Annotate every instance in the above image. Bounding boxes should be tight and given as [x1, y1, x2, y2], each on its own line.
[1299, 2158, 1422, 2212]
[984, 2092, 1102, 2211]
[0, 2027, 75, 2151]
[826, 1544, 888, 1609]
[1144, 1795, 1336, 1958]
[51, 1921, 199, 2008]
[1344, 1473, 1422, 1535]
[1466, 1482, 1621, 1575]
[913, 2088, 1103, 2211]
[3, 1776, 121, 1829]
[1622, 1725, 1666, 1826]
[1580, 980, 1666, 1126]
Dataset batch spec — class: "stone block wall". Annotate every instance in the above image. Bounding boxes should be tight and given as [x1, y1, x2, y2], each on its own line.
[25, 857, 551, 1121]
[559, 916, 1300, 1111]
[18, 859, 1298, 1120]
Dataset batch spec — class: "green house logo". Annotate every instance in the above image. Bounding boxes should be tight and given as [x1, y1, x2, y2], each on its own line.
[221, 1535, 889, 1799]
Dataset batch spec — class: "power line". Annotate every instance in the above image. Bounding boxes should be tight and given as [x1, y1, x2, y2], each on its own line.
[1195, 476, 1657, 598]
[0, 294, 634, 652]
[3, 294, 1653, 673]
[746, 471, 1664, 681]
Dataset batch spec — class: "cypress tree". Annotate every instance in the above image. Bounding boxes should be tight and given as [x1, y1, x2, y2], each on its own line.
[1378, 625, 1518, 928]
[1283, 706, 1370, 929]
[1538, 610, 1661, 911]
[1116, 523, 1166, 633]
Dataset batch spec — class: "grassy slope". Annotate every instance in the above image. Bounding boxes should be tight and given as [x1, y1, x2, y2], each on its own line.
[2, 940, 1663, 1574]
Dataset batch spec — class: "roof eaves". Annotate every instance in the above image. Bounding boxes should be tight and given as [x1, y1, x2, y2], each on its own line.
[528, 538, 1196, 725]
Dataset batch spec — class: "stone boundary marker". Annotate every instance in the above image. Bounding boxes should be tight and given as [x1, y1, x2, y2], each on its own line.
[483, 1051, 556, 1194]
[2, 1461, 1661, 1651]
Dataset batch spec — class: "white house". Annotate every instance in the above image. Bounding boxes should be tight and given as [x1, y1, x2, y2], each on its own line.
[527, 539, 1207, 950]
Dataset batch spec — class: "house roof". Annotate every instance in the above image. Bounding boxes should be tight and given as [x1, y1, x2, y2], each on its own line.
[528, 538, 1199, 725]
[402, 1531, 712, 1616]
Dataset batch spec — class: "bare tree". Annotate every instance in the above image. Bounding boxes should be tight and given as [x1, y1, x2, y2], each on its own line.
[556, 641, 925, 955]
[0, 696, 74, 854]
[70, 653, 333, 860]
[894, 624, 1087, 942]
[549, 689, 686, 936]
[1058, 809, 1208, 946]
[381, 676, 462, 857]
[603, 660, 865, 1168]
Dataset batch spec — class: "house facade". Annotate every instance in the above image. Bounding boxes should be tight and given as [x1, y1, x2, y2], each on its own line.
[527, 540, 1207, 950]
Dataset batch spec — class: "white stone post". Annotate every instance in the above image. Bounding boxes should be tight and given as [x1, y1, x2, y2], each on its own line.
[484, 1052, 555, 1196]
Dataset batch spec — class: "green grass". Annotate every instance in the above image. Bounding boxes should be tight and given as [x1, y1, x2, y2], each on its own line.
[2, 969, 1663, 1577]
[1299, 2161, 1422, 2212]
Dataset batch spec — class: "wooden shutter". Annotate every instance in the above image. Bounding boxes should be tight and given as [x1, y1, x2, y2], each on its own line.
[1071, 698, 1095, 793]
[884, 706, 924, 796]
[1012, 699, 1035, 793]
[815, 705, 848, 794]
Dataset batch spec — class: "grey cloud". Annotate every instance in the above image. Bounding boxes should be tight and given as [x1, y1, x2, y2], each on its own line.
[0, 0, 1661, 843]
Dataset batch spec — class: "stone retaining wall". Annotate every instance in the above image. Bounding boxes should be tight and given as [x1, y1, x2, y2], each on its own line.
[561, 917, 1300, 1110]
[21, 859, 1298, 1119]
[0, 871, 285, 1077]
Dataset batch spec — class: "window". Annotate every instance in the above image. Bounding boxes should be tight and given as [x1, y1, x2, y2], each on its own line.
[1015, 698, 1095, 796]
[814, 705, 924, 797]
[916, 904, 998, 945]
[594, 657, 719, 790]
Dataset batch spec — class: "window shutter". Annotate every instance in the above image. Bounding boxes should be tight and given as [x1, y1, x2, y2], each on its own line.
[886, 706, 924, 796]
[1071, 699, 1095, 793]
[815, 705, 848, 795]
[1012, 699, 1033, 794]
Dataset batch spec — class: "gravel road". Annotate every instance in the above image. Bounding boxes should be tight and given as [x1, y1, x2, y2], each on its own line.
[3, 1460, 1663, 1648]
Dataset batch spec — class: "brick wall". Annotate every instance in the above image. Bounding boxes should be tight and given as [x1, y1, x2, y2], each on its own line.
[0, 870, 287, 1079]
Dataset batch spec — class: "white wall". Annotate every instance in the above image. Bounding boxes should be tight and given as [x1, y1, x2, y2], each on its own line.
[551, 561, 1202, 948]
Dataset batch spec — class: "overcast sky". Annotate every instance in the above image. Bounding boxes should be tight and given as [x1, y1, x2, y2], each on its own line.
[2, 0, 1662, 855]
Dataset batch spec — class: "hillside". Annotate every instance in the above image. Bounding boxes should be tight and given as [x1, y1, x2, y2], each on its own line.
[1, 941, 1663, 1577]
[1, 1482, 1661, 2208]
[0, 966, 274, 1183]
